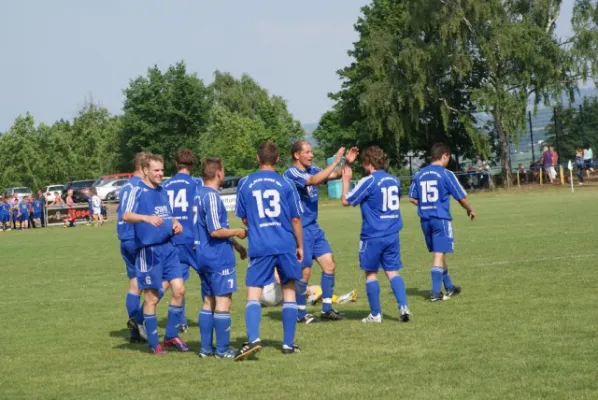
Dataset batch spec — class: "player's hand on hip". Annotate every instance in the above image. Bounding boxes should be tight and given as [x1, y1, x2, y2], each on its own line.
[468, 210, 476, 221]
[334, 147, 346, 164]
[172, 219, 183, 234]
[345, 147, 359, 164]
[296, 247, 304, 263]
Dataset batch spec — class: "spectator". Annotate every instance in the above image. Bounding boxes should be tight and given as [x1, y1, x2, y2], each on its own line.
[37, 189, 46, 227]
[51, 192, 63, 207]
[64, 189, 76, 228]
[575, 148, 585, 185]
[539, 145, 554, 183]
[466, 164, 475, 189]
[550, 146, 559, 183]
[517, 163, 527, 183]
[583, 143, 593, 177]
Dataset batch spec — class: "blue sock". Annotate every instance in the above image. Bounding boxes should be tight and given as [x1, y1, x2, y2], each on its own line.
[282, 302, 298, 347]
[245, 300, 262, 343]
[443, 268, 454, 290]
[135, 289, 165, 325]
[431, 266, 444, 295]
[180, 297, 188, 327]
[143, 314, 159, 349]
[296, 280, 308, 319]
[214, 312, 231, 353]
[321, 273, 334, 313]
[165, 305, 183, 340]
[125, 292, 140, 319]
[365, 279, 381, 316]
[198, 310, 214, 353]
[389, 275, 408, 308]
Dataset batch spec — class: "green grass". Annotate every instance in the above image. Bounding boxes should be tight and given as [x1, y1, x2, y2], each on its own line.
[1, 188, 598, 399]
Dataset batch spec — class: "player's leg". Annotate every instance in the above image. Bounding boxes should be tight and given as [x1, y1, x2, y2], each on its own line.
[198, 279, 215, 358]
[359, 239, 383, 322]
[296, 227, 314, 323]
[214, 291, 234, 358]
[442, 260, 461, 298]
[160, 245, 189, 351]
[313, 228, 343, 320]
[278, 253, 301, 354]
[382, 236, 409, 321]
[136, 247, 167, 353]
[176, 244, 196, 333]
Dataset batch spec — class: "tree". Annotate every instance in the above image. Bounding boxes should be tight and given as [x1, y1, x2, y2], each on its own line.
[121, 61, 211, 174]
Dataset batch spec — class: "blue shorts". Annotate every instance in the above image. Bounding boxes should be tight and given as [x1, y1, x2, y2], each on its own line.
[421, 218, 454, 253]
[0, 214, 8, 223]
[120, 239, 137, 279]
[175, 243, 197, 280]
[359, 234, 402, 272]
[246, 253, 301, 287]
[302, 224, 332, 268]
[136, 242, 183, 290]
[200, 268, 237, 297]
[18, 214, 29, 222]
[89, 208, 94, 215]
[32, 213, 41, 219]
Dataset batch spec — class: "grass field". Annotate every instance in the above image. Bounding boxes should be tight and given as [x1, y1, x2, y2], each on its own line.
[1, 188, 598, 399]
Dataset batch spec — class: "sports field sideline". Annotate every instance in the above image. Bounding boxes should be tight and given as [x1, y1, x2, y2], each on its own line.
[1, 188, 597, 399]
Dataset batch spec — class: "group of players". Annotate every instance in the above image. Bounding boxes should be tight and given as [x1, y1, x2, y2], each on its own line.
[116, 140, 475, 360]
[0, 195, 44, 231]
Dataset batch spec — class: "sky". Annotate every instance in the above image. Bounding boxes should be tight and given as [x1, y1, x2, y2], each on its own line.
[0, 0, 576, 132]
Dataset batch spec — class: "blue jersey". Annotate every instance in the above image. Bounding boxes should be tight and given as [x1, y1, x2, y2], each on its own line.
[193, 177, 204, 187]
[194, 186, 235, 270]
[345, 170, 403, 240]
[162, 173, 198, 245]
[87, 197, 93, 211]
[32, 200, 43, 216]
[408, 164, 467, 221]
[0, 203, 9, 215]
[18, 201, 30, 215]
[117, 175, 142, 241]
[284, 165, 322, 227]
[126, 181, 175, 248]
[235, 170, 303, 257]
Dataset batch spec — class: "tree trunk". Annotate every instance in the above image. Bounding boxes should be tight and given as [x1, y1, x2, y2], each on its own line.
[495, 115, 512, 187]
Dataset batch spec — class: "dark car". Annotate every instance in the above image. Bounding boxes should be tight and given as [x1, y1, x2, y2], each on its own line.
[219, 176, 241, 195]
[62, 180, 96, 203]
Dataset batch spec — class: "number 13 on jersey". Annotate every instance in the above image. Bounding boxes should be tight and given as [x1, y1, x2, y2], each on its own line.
[252, 189, 281, 218]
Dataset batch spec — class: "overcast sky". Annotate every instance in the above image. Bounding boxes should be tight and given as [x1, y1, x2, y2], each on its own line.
[0, 0, 576, 132]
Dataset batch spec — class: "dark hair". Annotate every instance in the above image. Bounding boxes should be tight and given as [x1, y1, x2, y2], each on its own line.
[175, 148, 196, 170]
[258, 141, 279, 166]
[430, 143, 451, 162]
[361, 146, 387, 170]
[142, 154, 164, 169]
[291, 141, 308, 161]
[134, 152, 150, 170]
[202, 158, 223, 181]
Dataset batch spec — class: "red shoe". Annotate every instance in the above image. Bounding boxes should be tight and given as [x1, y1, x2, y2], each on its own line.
[150, 344, 168, 354]
[163, 337, 190, 352]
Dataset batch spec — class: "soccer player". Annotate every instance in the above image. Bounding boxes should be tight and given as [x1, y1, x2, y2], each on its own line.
[341, 146, 410, 323]
[195, 158, 248, 359]
[234, 141, 304, 361]
[284, 141, 358, 323]
[123, 153, 189, 354]
[18, 196, 31, 230]
[162, 149, 201, 333]
[91, 189, 103, 226]
[0, 197, 10, 231]
[31, 197, 43, 228]
[408, 143, 475, 301]
[118, 153, 149, 343]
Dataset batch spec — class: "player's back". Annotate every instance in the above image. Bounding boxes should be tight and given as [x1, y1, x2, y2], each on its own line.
[349, 170, 403, 240]
[236, 170, 302, 257]
[117, 175, 141, 241]
[194, 186, 235, 269]
[162, 173, 198, 245]
[409, 164, 466, 220]
[32, 200, 43, 215]
[0, 202, 9, 214]
[132, 182, 174, 248]
[18, 201, 29, 213]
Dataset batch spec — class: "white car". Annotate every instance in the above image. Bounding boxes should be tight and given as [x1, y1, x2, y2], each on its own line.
[3, 187, 33, 201]
[44, 185, 65, 203]
[95, 178, 128, 200]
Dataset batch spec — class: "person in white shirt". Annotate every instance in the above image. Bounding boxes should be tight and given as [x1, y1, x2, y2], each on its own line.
[583, 144, 594, 177]
[91, 189, 103, 226]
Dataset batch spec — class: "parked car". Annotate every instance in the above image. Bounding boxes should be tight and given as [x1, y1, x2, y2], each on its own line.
[219, 176, 241, 195]
[44, 185, 65, 203]
[105, 188, 120, 202]
[2, 187, 33, 200]
[62, 180, 95, 203]
[92, 173, 133, 188]
[96, 178, 128, 200]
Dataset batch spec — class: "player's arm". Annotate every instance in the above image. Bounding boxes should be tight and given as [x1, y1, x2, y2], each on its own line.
[303, 147, 346, 186]
[206, 193, 247, 239]
[408, 179, 419, 205]
[210, 227, 247, 239]
[286, 182, 304, 262]
[291, 216, 304, 263]
[231, 238, 247, 260]
[457, 198, 476, 220]
[122, 187, 163, 227]
[327, 147, 359, 180]
[445, 170, 475, 220]
[340, 164, 353, 207]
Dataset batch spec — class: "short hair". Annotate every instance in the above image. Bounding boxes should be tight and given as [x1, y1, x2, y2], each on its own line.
[175, 148, 196, 170]
[361, 146, 387, 170]
[430, 143, 451, 162]
[258, 141, 279, 166]
[202, 158, 223, 180]
[291, 141, 308, 161]
[142, 153, 164, 169]
[134, 152, 150, 170]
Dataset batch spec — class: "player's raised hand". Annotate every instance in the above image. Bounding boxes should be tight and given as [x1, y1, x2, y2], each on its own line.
[145, 215, 163, 227]
[296, 247, 304, 263]
[345, 147, 359, 164]
[341, 164, 353, 181]
[467, 210, 476, 221]
[172, 219, 183, 234]
[334, 147, 346, 164]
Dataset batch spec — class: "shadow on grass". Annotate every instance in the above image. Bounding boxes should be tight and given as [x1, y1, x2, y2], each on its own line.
[263, 308, 404, 322]
[407, 287, 430, 300]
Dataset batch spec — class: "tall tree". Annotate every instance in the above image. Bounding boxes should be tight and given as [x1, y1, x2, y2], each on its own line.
[121, 61, 211, 173]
